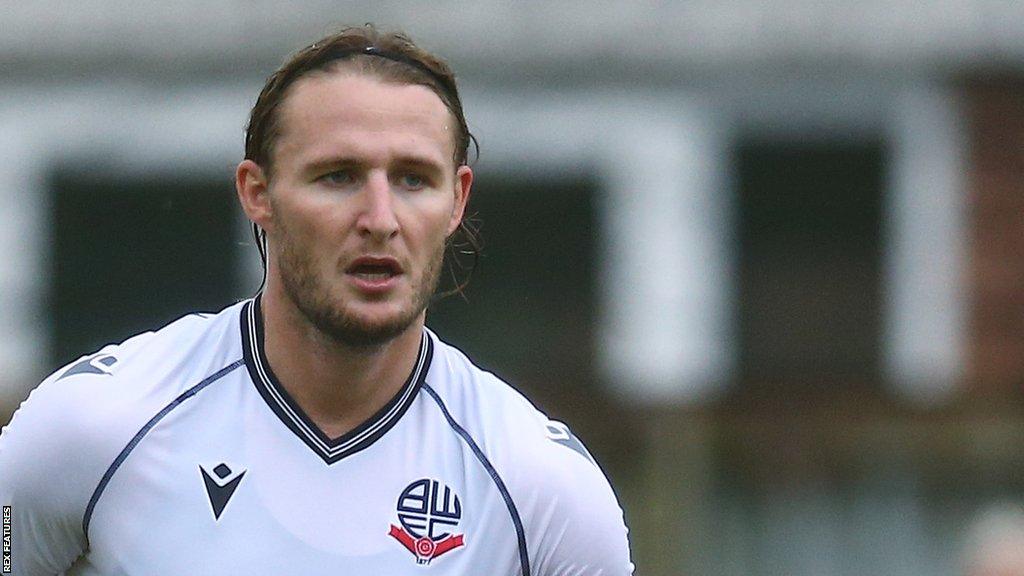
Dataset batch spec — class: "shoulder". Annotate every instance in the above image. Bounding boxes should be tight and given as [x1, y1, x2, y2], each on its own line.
[52, 303, 247, 392]
[422, 331, 634, 575]
[15, 301, 245, 442]
[0, 302, 247, 517]
[0, 301, 247, 573]
[33, 302, 245, 436]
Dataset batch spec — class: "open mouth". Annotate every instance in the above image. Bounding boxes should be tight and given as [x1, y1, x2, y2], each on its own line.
[345, 257, 403, 282]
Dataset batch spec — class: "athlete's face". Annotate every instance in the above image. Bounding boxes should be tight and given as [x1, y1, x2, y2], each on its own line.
[237, 72, 472, 347]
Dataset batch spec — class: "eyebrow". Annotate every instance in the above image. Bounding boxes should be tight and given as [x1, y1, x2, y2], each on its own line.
[392, 156, 447, 175]
[303, 154, 447, 176]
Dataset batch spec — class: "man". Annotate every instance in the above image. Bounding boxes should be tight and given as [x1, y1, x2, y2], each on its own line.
[0, 25, 633, 575]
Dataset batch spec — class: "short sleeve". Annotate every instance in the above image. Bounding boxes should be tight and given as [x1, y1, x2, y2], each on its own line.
[535, 461, 633, 574]
[524, 421, 634, 576]
[0, 367, 107, 575]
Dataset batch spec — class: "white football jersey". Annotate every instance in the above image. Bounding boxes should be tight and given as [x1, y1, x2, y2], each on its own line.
[0, 298, 633, 575]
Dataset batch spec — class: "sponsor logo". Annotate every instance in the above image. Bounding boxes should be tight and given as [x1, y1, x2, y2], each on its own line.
[389, 478, 465, 565]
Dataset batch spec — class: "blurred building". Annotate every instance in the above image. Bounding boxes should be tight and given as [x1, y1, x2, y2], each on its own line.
[1, 2, 1023, 575]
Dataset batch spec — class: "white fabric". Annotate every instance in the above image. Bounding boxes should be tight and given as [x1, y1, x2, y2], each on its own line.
[0, 299, 633, 575]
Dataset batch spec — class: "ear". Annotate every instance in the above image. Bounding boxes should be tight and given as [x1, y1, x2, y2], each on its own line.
[447, 165, 473, 236]
[235, 159, 274, 233]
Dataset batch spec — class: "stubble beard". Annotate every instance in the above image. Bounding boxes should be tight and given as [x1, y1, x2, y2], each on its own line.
[274, 223, 445, 349]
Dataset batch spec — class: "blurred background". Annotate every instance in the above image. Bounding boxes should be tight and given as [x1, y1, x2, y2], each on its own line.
[2, 2, 1023, 574]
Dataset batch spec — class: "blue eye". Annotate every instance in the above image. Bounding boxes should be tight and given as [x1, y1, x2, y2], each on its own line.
[321, 170, 354, 186]
[401, 174, 425, 189]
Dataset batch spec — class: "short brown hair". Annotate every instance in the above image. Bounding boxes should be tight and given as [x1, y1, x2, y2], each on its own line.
[245, 24, 480, 298]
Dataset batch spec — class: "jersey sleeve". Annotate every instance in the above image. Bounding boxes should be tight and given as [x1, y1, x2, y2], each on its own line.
[0, 352, 125, 575]
[529, 421, 634, 576]
[408, 335, 635, 575]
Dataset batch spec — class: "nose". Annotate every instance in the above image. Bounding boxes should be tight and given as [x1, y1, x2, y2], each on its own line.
[356, 172, 399, 241]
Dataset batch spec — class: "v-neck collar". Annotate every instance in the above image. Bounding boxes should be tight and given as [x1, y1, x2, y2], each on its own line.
[240, 296, 431, 465]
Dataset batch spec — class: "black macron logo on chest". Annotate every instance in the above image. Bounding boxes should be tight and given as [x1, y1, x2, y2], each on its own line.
[200, 463, 246, 521]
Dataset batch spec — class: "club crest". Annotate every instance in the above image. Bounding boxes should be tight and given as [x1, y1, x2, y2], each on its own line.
[389, 478, 465, 565]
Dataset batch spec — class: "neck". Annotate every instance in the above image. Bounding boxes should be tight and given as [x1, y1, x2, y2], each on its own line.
[258, 284, 424, 440]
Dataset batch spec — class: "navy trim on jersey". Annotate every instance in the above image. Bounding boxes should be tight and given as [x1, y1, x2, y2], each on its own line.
[421, 383, 531, 576]
[82, 359, 245, 543]
[241, 298, 432, 465]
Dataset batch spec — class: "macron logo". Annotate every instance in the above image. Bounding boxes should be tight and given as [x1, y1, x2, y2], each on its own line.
[58, 354, 118, 380]
[200, 463, 246, 521]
